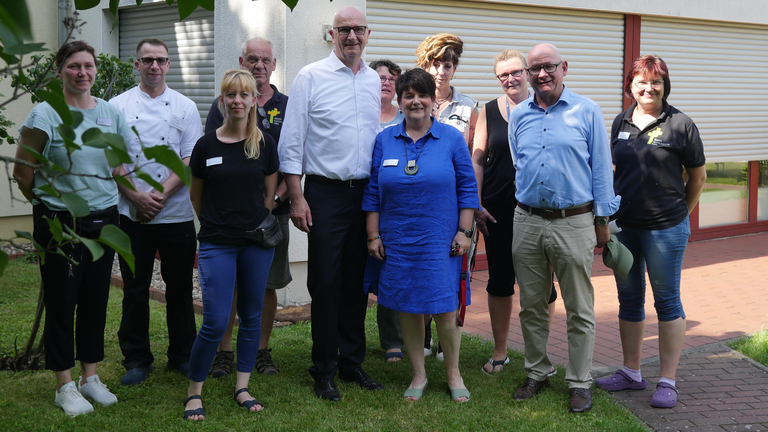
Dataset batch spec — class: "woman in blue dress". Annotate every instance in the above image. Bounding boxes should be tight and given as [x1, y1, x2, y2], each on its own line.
[363, 68, 479, 402]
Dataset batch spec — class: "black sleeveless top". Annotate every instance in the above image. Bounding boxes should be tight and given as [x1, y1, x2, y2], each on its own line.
[481, 98, 517, 209]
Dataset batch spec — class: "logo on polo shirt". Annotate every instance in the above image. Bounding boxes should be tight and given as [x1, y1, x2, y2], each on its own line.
[647, 127, 663, 145]
[267, 108, 280, 124]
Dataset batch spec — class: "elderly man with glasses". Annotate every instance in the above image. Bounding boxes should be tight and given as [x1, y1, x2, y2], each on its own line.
[110, 38, 203, 386]
[203, 37, 291, 379]
[507, 43, 620, 413]
[279, 6, 383, 401]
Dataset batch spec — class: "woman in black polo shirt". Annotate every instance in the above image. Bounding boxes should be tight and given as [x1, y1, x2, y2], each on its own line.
[596, 55, 707, 409]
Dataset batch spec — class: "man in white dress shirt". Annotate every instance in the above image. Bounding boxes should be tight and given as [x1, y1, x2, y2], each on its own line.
[110, 38, 202, 386]
[279, 6, 382, 401]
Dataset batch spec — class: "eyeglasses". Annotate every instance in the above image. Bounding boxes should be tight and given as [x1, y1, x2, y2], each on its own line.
[257, 106, 270, 130]
[526, 61, 562, 75]
[634, 80, 664, 89]
[380, 77, 397, 84]
[496, 69, 525, 82]
[139, 57, 169, 66]
[334, 26, 367, 36]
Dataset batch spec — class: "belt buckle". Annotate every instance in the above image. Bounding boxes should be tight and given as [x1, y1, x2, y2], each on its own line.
[542, 209, 555, 219]
[348, 179, 356, 188]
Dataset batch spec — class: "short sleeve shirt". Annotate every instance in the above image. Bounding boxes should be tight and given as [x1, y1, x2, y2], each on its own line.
[611, 100, 706, 230]
[21, 98, 133, 211]
[189, 131, 279, 246]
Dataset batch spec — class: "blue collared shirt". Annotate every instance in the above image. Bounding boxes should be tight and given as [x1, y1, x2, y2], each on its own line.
[508, 85, 620, 217]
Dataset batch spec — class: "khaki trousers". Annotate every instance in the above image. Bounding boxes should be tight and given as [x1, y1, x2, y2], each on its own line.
[512, 207, 597, 389]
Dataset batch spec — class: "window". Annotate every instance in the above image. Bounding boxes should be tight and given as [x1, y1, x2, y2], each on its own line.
[699, 162, 748, 228]
[758, 161, 768, 222]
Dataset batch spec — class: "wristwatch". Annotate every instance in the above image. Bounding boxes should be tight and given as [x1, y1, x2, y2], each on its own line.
[274, 194, 282, 206]
[457, 228, 472, 237]
[595, 216, 609, 226]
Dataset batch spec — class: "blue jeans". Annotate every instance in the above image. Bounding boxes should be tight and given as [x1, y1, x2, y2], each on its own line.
[188, 242, 274, 382]
[615, 216, 691, 323]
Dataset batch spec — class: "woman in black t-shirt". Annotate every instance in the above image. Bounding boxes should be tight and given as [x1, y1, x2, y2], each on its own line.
[596, 55, 706, 409]
[184, 70, 279, 420]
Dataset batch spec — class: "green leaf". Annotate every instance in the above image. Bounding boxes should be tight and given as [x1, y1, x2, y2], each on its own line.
[198, 0, 214, 11]
[19, 143, 48, 164]
[70, 111, 84, 128]
[136, 171, 165, 193]
[74, 0, 101, 10]
[0, 0, 32, 40]
[61, 134, 81, 153]
[82, 128, 107, 147]
[104, 148, 123, 167]
[59, 193, 90, 218]
[0, 250, 8, 277]
[34, 90, 73, 125]
[102, 132, 128, 152]
[98, 225, 134, 274]
[37, 185, 60, 198]
[3, 42, 46, 55]
[56, 123, 76, 143]
[79, 236, 104, 262]
[45, 216, 65, 242]
[114, 173, 136, 191]
[282, 0, 299, 11]
[18, 67, 27, 85]
[14, 230, 34, 242]
[46, 78, 63, 95]
[144, 145, 190, 186]
[178, 0, 198, 20]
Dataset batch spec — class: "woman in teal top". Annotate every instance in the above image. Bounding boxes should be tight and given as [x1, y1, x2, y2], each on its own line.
[13, 41, 134, 417]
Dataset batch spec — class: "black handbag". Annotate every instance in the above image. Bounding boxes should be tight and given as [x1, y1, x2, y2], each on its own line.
[244, 214, 283, 248]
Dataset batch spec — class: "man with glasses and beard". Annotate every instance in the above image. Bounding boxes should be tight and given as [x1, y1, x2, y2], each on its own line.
[204, 37, 291, 379]
[279, 7, 382, 401]
[110, 38, 202, 385]
[507, 43, 620, 413]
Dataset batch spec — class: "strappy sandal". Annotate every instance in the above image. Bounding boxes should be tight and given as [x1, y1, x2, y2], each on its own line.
[233, 387, 263, 412]
[448, 379, 470, 402]
[404, 373, 428, 401]
[183, 395, 205, 421]
[482, 356, 510, 374]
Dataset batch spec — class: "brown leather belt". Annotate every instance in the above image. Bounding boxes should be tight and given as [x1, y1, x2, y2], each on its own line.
[306, 174, 368, 188]
[517, 202, 593, 219]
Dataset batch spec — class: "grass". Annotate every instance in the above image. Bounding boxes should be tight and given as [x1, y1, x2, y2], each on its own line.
[0, 260, 646, 431]
[727, 330, 768, 367]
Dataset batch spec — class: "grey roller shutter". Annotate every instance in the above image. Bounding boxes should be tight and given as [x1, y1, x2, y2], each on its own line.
[641, 17, 768, 162]
[118, 4, 214, 124]
[366, 0, 625, 129]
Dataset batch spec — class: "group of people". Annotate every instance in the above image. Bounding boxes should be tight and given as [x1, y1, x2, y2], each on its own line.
[11, 4, 706, 420]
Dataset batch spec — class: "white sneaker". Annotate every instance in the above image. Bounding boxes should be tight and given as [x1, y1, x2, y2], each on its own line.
[436, 342, 444, 362]
[55, 382, 94, 417]
[78, 375, 118, 406]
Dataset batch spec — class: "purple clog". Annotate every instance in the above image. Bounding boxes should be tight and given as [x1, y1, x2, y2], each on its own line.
[595, 369, 648, 392]
[650, 381, 679, 408]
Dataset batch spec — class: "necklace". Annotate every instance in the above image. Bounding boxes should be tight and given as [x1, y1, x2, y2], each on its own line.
[403, 131, 428, 175]
[434, 88, 453, 111]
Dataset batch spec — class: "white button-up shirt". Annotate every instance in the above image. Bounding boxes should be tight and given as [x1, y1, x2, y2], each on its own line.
[279, 51, 381, 180]
[110, 85, 202, 224]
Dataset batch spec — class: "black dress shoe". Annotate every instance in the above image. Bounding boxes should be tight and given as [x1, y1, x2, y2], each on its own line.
[314, 379, 341, 401]
[513, 377, 549, 400]
[568, 388, 592, 413]
[339, 368, 384, 390]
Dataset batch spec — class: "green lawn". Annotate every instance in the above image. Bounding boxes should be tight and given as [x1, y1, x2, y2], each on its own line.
[0, 260, 646, 432]
[727, 330, 768, 367]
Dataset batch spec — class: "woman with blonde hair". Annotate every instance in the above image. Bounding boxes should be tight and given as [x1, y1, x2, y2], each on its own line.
[416, 33, 479, 360]
[184, 69, 279, 420]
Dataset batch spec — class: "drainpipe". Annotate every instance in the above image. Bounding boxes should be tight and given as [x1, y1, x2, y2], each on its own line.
[58, 0, 71, 47]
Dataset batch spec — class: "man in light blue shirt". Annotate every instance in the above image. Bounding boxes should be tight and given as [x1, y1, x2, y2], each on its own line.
[508, 43, 620, 413]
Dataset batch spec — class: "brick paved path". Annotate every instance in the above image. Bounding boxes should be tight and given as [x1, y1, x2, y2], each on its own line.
[461, 232, 768, 431]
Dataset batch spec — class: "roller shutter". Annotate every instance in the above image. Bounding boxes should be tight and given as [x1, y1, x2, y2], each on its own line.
[641, 17, 768, 162]
[366, 0, 625, 129]
[118, 4, 214, 124]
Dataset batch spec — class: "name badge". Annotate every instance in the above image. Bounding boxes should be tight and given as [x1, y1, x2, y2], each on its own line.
[383, 159, 399, 167]
[97, 117, 113, 127]
[169, 115, 186, 131]
[206, 157, 222, 166]
[618, 131, 630, 140]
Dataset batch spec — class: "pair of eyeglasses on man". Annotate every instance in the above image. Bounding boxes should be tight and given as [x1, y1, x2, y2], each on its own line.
[526, 61, 562, 75]
[257, 107, 270, 130]
[334, 26, 367, 36]
[496, 69, 525, 82]
[139, 57, 169, 66]
[380, 77, 397, 84]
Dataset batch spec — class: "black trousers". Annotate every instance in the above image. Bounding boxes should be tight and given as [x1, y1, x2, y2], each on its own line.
[304, 177, 369, 380]
[117, 216, 197, 369]
[34, 204, 118, 372]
